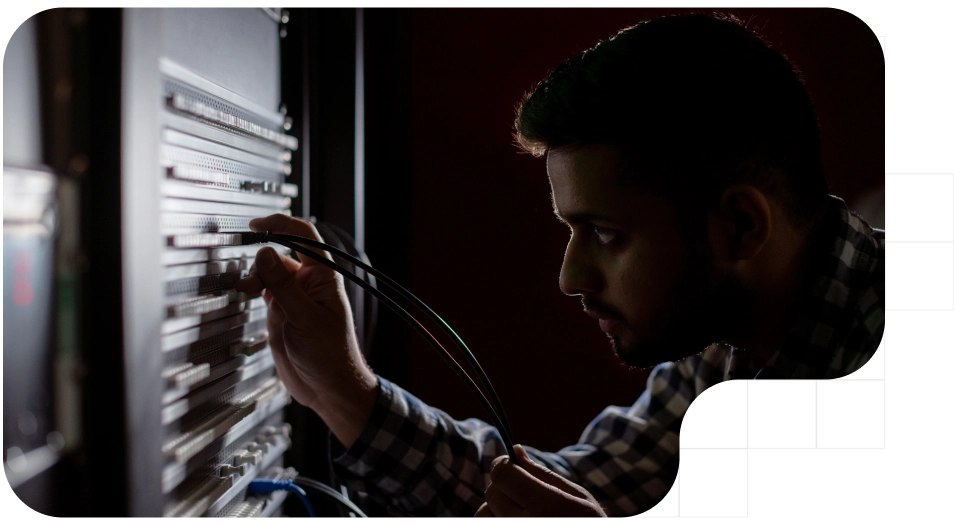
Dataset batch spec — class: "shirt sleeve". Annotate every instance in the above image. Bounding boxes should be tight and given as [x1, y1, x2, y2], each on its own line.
[331, 362, 696, 517]
[525, 360, 695, 516]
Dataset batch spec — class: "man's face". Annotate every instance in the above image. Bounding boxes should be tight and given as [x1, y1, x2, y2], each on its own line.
[547, 144, 733, 368]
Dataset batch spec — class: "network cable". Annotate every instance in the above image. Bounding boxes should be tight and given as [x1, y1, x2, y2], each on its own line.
[276, 237, 512, 453]
[313, 220, 379, 353]
[246, 479, 317, 517]
[240, 230, 516, 459]
[266, 231, 513, 443]
[294, 476, 368, 518]
[252, 233, 515, 457]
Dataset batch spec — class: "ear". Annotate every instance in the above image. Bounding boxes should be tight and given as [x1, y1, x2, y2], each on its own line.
[712, 185, 773, 261]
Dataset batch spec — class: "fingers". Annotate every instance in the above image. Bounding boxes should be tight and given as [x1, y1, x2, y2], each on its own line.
[266, 303, 293, 382]
[249, 215, 332, 268]
[234, 269, 265, 295]
[513, 445, 591, 501]
[484, 481, 525, 517]
[251, 247, 317, 328]
[250, 214, 320, 238]
[488, 455, 553, 508]
[262, 289, 274, 306]
[474, 503, 495, 518]
[262, 290, 320, 410]
[235, 250, 300, 295]
[514, 444, 532, 464]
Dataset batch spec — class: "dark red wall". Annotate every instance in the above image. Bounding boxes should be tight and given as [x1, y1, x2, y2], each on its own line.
[363, 8, 884, 452]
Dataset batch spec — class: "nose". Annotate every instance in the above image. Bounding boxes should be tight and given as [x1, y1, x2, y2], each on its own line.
[558, 233, 602, 296]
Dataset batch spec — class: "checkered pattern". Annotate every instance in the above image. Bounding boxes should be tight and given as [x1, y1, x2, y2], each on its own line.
[331, 195, 884, 516]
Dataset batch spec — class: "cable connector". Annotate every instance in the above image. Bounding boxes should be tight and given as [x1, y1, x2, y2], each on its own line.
[247, 478, 316, 517]
[247, 478, 293, 494]
[240, 231, 269, 245]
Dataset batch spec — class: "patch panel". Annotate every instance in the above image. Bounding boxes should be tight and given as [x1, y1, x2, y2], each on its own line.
[152, 23, 298, 515]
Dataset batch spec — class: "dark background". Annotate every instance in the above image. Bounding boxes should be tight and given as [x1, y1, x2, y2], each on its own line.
[360, 8, 884, 452]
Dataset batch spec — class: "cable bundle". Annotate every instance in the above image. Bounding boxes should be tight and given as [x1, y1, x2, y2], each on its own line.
[240, 230, 516, 460]
[294, 476, 368, 518]
[246, 476, 369, 518]
[246, 479, 316, 517]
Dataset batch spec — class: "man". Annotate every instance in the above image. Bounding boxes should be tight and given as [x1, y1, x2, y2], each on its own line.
[235, 13, 884, 517]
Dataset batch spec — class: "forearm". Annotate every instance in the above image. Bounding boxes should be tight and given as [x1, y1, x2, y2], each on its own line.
[537, 360, 695, 516]
[306, 352, 380, 449]
[332, 378, 507, 516]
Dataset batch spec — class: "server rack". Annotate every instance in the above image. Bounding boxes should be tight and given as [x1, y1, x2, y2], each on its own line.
[103, 8, 298, 517]
[4, 7, 365, 517]
[3, 14, 67, 516]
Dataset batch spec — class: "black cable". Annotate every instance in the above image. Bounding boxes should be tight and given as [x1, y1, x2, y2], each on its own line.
[251, 234, 515, 458]
[320, 221, 379, 355]
[312, 221, 379, 358]
[273, 237, 513, 454]
[263, 231, 514, 445]
[294, 476, 368, 517]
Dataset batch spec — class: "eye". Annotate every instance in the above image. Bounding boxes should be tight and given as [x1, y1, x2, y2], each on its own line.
[592, 225, 617, 245]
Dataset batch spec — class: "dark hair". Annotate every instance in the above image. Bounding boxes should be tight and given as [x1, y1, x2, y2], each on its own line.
[514, 14, 830, 226]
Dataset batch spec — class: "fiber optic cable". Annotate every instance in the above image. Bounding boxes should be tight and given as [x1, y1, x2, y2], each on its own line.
[294, 476, 368, 518]
[241, 231, 516, 459]
[266, 231, 512, 445]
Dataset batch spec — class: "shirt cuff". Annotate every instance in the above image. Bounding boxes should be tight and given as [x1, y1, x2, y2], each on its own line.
[330, 375, 395, 461]
[330, 376, 438, 499]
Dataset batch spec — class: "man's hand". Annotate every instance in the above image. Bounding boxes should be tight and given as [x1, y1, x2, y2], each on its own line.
[475, 445, 607, 517]
[234, 215, 378, 448]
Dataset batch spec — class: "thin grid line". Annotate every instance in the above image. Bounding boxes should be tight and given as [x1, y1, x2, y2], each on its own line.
[681, 447, 751, 450]
[632, 514, 748, 520]
[816, 447, 887, 450]
[682, 447, 886, 450]
[886, 308, 954, 311]
[679, 366, 887, 517]
[674, 450, 748, 518]
[814, 378, 887, 449]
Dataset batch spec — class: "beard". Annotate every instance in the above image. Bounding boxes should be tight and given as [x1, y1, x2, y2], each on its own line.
[608, 245, 748, 370]
[609, 330, 720, 369]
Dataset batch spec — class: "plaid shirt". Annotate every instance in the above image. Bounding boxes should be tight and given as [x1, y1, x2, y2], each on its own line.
[331, 195, 885, 516]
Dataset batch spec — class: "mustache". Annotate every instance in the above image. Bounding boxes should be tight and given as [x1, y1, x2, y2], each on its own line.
[581, 297, 625, 320]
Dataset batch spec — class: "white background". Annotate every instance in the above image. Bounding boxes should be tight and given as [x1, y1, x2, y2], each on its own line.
[2, 1, 952, 523]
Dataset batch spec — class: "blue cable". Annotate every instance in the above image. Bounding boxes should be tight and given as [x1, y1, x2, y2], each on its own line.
[247, 479, 317, 517]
